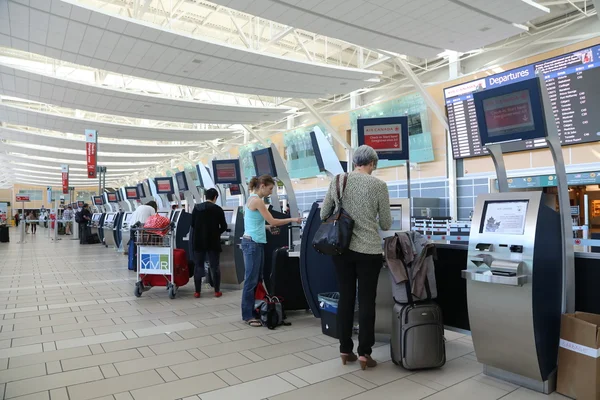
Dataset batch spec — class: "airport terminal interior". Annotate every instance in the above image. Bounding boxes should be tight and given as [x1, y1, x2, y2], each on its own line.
[1, 0, 600, 399]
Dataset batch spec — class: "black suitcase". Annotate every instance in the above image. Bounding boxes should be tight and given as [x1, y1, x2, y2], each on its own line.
[0, 226, 9, 243]
[271, 247, 309, 311]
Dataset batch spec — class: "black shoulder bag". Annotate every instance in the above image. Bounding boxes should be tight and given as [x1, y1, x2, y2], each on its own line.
[312, 174, 355, 256]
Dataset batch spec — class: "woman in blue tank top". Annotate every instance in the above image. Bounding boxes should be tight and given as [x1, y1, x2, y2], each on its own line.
[241, 175, 302, 326]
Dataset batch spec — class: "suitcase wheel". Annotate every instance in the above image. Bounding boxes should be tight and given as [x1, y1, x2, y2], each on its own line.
[168, 284, 177, 299]
[134, 282, 143, 298]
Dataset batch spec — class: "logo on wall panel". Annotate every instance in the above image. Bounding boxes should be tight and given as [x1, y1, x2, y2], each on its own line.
[140, 254, 170, 272]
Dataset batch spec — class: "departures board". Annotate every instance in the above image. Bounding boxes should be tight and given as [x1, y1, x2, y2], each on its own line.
[444, 44, 600, 159]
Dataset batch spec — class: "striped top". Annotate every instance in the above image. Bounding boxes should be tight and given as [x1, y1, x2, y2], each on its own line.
[320, 172, 392, 255]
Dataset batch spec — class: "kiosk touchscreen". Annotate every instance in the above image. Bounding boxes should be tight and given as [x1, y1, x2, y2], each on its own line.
[212, 159, 241, 185]
[252, 148, 277, 177]
[102, 212, 117, 248]
[153, 177, 174, 211]
[229, 184, 241, 196]
[124, 186, 139, 210]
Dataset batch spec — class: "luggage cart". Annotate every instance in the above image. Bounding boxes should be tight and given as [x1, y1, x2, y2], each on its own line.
[133, 225, 179, 299]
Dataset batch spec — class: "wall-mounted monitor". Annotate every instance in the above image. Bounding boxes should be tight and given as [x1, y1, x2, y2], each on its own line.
[479, 200, 529, 235]
[340, 161, 348, 172]
[175, 171, 189, 192]
[125, 187, 139, 200]
[252, 148, 278, 177]
[106, 192, 118, 203]
[473, 78, 547, 146]
[137, 183, 146, 198]
[212, 159, 242, 185]
[155, 177, 174, 194]
[195, 165, 205, 188]
[229, 184, 241, 196]
[444, 44, 600, 159]
[309, 131, 325, 172]
[93, 196, 104, 205]
[357, 116, 410, 161]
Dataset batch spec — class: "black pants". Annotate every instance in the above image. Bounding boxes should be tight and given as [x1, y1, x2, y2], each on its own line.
[194, 251, 221, 293]
[333, 250, 383, 357]
[31, 223, 37, 233]
[79, 224, 89, 244]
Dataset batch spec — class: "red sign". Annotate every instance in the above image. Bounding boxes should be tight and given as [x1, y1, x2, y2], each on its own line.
[483, 90, 534, 136]
[61, 164, 69, 194]
[16, 195, 30, 202]
[156, 179, 172, 192]
[216, 163, 237, 180]
[107, 193, 118, 202]
[85, 129, 97, 178]
[126, 188, 137, 199]
[575, 239, 582, 245]
[364, 133, 401, 151]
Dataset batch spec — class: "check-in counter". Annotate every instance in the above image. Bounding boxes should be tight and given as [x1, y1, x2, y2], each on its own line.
[102, 213, 117, 248]
[120, 212, 134, 254]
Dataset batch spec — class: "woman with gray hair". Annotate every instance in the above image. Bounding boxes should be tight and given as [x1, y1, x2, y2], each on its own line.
[320, 145, 392, 370]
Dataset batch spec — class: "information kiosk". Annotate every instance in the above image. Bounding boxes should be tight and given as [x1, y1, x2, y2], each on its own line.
[151, 177, 175, 213]
[103, 192, 119, 248]
[90, 196, 105, 240]
[120, 186, 139, 255]
[138, 181, 153, 204]
[462, 75, 574, 393]
[172, 171, 195, 256]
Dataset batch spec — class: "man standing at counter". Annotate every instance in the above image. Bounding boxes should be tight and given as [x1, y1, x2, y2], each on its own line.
[191, 188, 228, 298]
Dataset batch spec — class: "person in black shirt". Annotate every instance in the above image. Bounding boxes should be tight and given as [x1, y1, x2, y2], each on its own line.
[191, 189, 227, 298]
[79, 204, 92, 244]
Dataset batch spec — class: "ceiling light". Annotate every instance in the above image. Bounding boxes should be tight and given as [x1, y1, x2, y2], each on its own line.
[340, 82, 347, 86]
[479, 27, 491, 32]
[192, 59, 203, 64]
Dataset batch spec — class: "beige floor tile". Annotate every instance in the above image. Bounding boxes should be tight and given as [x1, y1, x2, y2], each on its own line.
[100, 364, 119, 378]
[228, 354, 310, 382]
[290, 356, 363, 385]
[131, 372, 227, 400]
[294, 352, 322, 364]
[267, 327, 323, 343]
[446, 339, 476, 361]
[6, 366, 104, 399]
[341, 374, 378, 390]
[170, 352, 252, 379]
[148, 334, 220, 355]
[114, 393, 134, 400]
[500, 388, 570, 399]
[346, 377, 437, 400]
[251, 338, 322, 360]
[52, 319, 115, 333]
[136, 347, 156, 357]
[56, 332, 127, 350]
[472, 373, 521, 392]
[114, 350, 195, 375]
[199, 337, 270, 358]
[239, 350, 264, 362]
[445, 330, 466, 341]
[49, 387, 69, 400]
[215, 370, 242, 386]
[0, 344, 43, 360]
[0, 328, 44, 341]
[92, 321, 156, 335]
[410, 357, 483, 388]
[424, 378, 509, 400]
[100, 334, 172, 353]
[0, 363, 46, 384]
[277, 371, 309, 388]
[133, 322, 196, 338]
[199, 375, 295, 400]
[301, 345, 339, 362]
[156, 367, 178, 382]
[271, 377, 365, 400]
[46, 361, 62, 374]
[8, 391, 50, 400]
[9, 346, 92, 368]
[67, 370, 163, 400]
[62, 349, 142, 371]
[352, 361, 413, 386]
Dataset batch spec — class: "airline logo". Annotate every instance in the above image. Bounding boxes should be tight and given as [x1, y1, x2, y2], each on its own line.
[444, 79, 486, 98]
[140, 253, 170, 271]
[487, 67, 532, 87]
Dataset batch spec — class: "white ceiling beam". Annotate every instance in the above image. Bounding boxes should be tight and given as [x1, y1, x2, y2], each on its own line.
[260, 27, 294, 51]
[293, 31, 314, 62]
[300, 99, 349, 150]
[242, 125, 268, 147]
[228, 10, 252, 49]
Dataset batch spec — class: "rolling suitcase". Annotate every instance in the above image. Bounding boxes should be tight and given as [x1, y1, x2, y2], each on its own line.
[391, 301, 446, 370]
[128, 239, 137, 271]
[271, 247, 309, 311]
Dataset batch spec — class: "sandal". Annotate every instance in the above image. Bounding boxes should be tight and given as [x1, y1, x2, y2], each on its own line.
[245, 319, 262, 327]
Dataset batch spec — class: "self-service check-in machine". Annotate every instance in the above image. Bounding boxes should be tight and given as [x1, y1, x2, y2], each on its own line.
[462, 75, 575, 393]
[103, 192, 119, 248]
[150, 176, 174, 214]
[90, 195, 105, 239]
[121, 186, 140, 254]
[138, 181, 153, 205]
[172, 171, 198, 257]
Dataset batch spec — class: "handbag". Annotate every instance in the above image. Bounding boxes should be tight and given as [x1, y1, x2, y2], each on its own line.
[312, 173, 355, 256]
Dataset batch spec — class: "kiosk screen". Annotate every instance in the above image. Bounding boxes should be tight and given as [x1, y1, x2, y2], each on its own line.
[229, 184, 241, 196]
[252, 148, 277, 177]
[175, 172, 189, 192]
[92, 214, 101, 222]
[94, 196, 103, 205]
[124, 213, 134, 224]
[171, 210, 181, 224]
[105, 214, 115, 223]
[107, 193, 118, 203]
[224, 211, 233, 223]
[155, 178, 174, 194]
[213, 160, 241, 184]
[137, 183, 146, 198]
[125, 187, 139, 200]
[480, 201, 529, 235]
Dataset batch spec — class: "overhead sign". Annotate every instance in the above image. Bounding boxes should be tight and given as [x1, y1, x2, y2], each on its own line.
[16, 195, 30, 202]
[61, 164, 69, 194]
[85, 129, 98, 178]
[500, 171, 600, 189]
[357, 116, 409, 161]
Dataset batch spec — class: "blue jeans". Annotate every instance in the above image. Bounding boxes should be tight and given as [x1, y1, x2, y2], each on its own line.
[241, 237, 264, 321]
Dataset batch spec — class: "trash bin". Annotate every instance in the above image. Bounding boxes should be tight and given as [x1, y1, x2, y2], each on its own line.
[318, 292, 340, 339]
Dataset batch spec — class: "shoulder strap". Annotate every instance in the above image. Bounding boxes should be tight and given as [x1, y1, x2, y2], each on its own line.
[334, 174, 341, 201]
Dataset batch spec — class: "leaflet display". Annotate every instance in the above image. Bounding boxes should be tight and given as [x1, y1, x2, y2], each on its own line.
[445, 44, 600, 158]
[480, 201, 529, 235]
[252, 148, 277, 177]
[107, 193, 118, 203]
[125, 187, 139, 200]
[155, 177, 174, 194]
[213, 160, 241, 185]
[175, 172, 189, 192]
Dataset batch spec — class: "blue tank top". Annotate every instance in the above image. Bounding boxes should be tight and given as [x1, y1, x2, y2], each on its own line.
[244, 194, 267, 244]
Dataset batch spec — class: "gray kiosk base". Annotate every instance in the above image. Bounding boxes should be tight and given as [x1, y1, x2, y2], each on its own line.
[484, 365, 556, 395]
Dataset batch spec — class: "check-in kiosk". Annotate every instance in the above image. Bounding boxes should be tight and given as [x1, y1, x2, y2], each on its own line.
[138, 182, 153, 205]
[172, 171, 196, 258]
[462, 75, 574, 393]
[90, 196, 105, 239]
[103, 192, 119, 248]
[121, 186, 140, 255]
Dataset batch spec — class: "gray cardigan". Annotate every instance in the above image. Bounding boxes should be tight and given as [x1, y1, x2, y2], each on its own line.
[320, 172, 392, 255]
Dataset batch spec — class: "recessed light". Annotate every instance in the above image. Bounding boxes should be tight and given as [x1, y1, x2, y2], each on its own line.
[479, 27, 490, 32]
[192, 59, 203, 64]
[143, 105, 150, 108]
[340, 82, 347, 86]
[183, 70, 189, 73]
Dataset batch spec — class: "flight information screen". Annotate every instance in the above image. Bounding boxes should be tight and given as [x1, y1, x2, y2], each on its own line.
[444, 45, 600, 159]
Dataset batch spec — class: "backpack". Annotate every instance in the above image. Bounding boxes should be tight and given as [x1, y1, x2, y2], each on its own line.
[257, 296, 291, 330]
[75, 211, 83, 224]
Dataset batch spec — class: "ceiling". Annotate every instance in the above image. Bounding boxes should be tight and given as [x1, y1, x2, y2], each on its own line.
[0, 0, 594, 190]
[198, 0, 549, 57]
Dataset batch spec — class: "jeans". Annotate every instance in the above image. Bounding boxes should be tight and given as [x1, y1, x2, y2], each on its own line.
[332, 250, 383, 356]
[194, 251, 221, 293]
[241, 237, 264, 321]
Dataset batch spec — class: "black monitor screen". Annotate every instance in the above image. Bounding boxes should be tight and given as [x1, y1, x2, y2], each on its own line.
[309, 131, 325, 172]
[175, 172, 189, 192]
[229, 184, 241, 196]
[107, 193, 118, 203]
[137, 183, 146, 198]
[155, 177, 174, 194]
[125, 187, 139, 200]
[213, 160, 241, 185]
[195, 165, 205, 188]
[93, 196, 103, 205]
[252, 148, 277, 177]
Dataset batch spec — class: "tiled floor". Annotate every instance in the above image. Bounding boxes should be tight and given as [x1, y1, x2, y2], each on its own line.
[0, 227, 570, 400]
